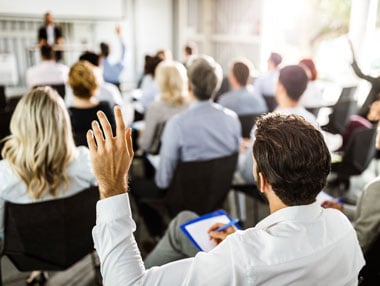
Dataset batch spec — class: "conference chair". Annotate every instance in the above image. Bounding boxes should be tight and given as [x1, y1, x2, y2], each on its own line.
[34, 84, 66, 99]
[262, 94, 277, 112]
[329, 127, 377, 190]
[238, 114, 261, 139]
[0, 186, 100, 285]
[165, 152, 238, 217]
[0, 110, 12, 160]
[359, 234, 380, 286]
[145, 121, 166, 155]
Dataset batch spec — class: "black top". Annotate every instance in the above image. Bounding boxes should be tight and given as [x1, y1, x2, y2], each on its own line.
[38, 26, 63, 43]
[69, 101, 116, 146]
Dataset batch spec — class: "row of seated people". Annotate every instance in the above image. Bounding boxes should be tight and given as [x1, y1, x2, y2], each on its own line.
[0, 46, 379, 284]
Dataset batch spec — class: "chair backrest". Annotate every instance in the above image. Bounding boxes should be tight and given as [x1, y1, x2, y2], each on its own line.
[146, 121, 166, 155]
[359, 232, 380, 284]
[327, 100, 358, 134]
[165, 153, 238, 217]
[341, 127, 377, 176]
[0, 110, 12, 160]
[34, 84, 66, 99]
[238, 114, 260, 138]
[337, 86, 357, 104]
[3, 186, 99, 271]
[262, 94, 277, 112]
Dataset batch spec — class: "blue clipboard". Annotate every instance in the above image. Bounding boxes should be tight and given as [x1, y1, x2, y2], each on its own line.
[180, 209, 241, 252]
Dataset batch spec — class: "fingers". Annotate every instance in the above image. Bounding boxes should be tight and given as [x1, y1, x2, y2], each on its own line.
[208, 222, 225, 233]
[114, 106, 126, 140]
[86, 130, 97, 152]
[92, 120, 105, 151]
[97, 111, 113, 140]
[126, 128, 134, 158]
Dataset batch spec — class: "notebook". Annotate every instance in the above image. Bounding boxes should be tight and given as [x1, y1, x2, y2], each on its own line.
[180, 209, 240, 252]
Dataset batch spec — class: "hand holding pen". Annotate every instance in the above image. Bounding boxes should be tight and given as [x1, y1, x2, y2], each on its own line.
[208, 219, 239, 245]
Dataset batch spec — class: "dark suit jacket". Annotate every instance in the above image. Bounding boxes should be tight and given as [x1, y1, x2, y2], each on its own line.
[38, 25, 63, 43]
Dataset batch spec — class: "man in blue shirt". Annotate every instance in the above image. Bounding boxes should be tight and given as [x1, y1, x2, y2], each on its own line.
[100, 25, 126, 89]
[155, 55, 241, 189]
[218, 58, 267, 116]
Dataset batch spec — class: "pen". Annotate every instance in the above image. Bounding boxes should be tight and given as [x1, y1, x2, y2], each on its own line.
[215, 219, 239, 232]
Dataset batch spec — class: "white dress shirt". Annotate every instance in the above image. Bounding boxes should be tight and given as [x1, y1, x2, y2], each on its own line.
[0, 146, 97, 239]
[93, 194, 364, 286]
[26, 60, 69, 88]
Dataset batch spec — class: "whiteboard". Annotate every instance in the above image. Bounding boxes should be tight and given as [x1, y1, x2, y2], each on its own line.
[0, 0, 125, 20]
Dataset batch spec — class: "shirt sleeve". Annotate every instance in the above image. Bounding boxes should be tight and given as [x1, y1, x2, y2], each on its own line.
[155, 119, 181, 189]
[353, 180, 380, 253]
[93, 193, 246, 286]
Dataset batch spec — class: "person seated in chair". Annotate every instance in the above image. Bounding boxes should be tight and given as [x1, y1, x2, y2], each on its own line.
[87, 108, 364, 285]
[0, 87, 97, 284]
[218, 58, 267, 116]
[155, 55, 241, 189]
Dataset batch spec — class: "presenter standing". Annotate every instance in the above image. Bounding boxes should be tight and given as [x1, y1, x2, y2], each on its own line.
[38, 12, 64, 61]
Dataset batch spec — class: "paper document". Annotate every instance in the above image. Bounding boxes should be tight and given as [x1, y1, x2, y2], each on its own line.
[180, 210, 239, 252]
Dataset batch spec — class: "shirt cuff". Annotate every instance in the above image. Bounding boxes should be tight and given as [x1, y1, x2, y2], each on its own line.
[96, 193, 132, 224]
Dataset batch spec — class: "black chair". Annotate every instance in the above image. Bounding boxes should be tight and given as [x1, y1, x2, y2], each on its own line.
[0, 111, 12, 160]
[34, 84, 66, 99]
[330, 127, 377, 190]
[238, 114, 260, 138]
[145, 121, 166, 155]
[262, 94, 277, 112]
[359, 232, 380, 285]
[165, 153, 238, 217]
[322, 99, 358, 134]
[0, 186, 100, 284]
[0, 86, 5, 111]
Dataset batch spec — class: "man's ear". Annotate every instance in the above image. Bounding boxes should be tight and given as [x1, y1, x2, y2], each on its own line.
[258, 172, 268, 192]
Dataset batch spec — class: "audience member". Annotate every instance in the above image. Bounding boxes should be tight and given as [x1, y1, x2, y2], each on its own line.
[87, 109, 364, 285]
[183, 42, 197, 67]
[239, 65, 317, 183]
[348, 40, 380, 118]
[99, 25, 127, 89]
[253, 52, 282, 98]
[26, 44, 69, 88]
[68, 61, 115, 145]
[65, 51, 124, 112]
[38, 12, 64, 61]
[155, 55, 241, 189]
[299, 58, 323, 113]
[218, 58, 267, 115]
[0, 87, 96, 284]
[138, 60, 188, 153]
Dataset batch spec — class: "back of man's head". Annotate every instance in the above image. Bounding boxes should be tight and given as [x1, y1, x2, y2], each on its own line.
[184, 42, 197, 57]
[231, 59, 252, 87]
[187, 55, 223, 101]
[269, 52, 282, 68]
[79, 51, 100, 67]
[253, 113, 330, 206]
[40, 44, 54, 60]
[278, 65, 308, 102]
[100, 42, 110, 57]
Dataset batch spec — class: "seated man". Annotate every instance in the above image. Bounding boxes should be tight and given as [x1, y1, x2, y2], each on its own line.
[218, 58, 267, 116]
[155, 55, 241, 189]
[26, 44, 69, 88]
[239, 65, 317, 183]
[87, 107, 364, 285]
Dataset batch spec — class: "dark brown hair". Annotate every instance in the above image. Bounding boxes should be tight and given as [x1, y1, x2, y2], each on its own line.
[232, 60, 250, 86]
[253, 113, 330, 206]
[278, 65, 308, 102]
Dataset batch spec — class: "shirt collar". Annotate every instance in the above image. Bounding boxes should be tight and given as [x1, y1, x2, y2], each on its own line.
[189, 99, 212, 109]
[255, 201, 322, 230]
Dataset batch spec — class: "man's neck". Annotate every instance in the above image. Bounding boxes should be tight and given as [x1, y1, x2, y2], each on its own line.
[277, 95, 300, 109]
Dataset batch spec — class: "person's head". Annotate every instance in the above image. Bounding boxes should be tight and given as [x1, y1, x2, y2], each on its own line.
[268, 52, 282, 70]
[144, 55, 164, 77]
[100, 42, 110, 58]
[68, 61, 100, 99]
[79, 51, 100, 67]
[156, 50, 173, 61]
[187, 55, 223, 101]
[299, 58, 317, 81]
[44, 12, 54, 25]
[253, 113, 331, 207]
[155, 60, 188, 106]
[184, 42, 197, 59]
[1, 87, 76, 199]
[229, 58, 253, 88]
[40, 44, 54, 61]
[276, 65, 308, 104]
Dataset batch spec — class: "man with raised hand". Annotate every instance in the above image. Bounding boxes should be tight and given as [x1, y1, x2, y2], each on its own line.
[88, 107, 364, 286]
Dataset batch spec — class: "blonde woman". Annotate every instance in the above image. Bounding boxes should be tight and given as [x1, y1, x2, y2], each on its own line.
[68, 60, 115, 145]
[138, 60, 188, 153]
[0, 87, 96, 284]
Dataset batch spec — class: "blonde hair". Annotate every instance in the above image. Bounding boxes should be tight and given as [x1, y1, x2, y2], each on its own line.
[155, 61, 188, 106]
[1, 87, 77, 199]
[68, 60, 99, 99]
